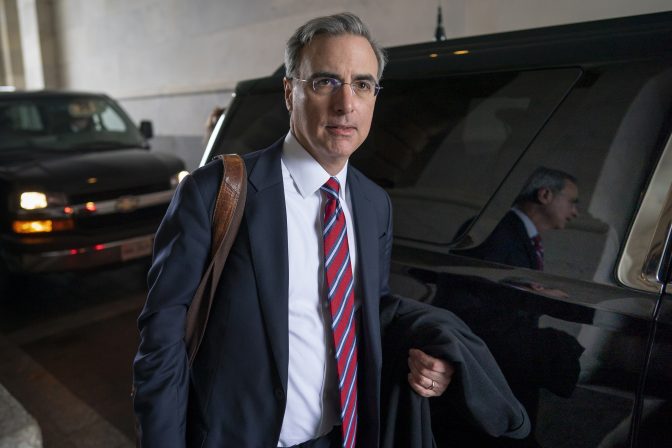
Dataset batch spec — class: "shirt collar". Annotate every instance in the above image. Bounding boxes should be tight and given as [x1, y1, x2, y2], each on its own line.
[282, 131, 348, 199]
[511, 206, 539, 238]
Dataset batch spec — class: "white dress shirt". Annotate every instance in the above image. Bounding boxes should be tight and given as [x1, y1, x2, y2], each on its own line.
[277, 132, 359, 446]
[511, 206, 539, 239]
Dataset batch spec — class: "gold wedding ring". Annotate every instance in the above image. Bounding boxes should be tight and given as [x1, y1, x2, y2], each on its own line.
[427, 379, 436, 391]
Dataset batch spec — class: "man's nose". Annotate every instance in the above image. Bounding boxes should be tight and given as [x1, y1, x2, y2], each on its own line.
[331, 84, 355, 113]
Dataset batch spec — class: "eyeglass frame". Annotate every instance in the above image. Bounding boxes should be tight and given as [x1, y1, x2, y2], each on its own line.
[288, 75, 383, 98]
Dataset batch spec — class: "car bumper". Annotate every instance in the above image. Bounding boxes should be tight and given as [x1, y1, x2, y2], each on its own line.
[2, 233, 154, 273]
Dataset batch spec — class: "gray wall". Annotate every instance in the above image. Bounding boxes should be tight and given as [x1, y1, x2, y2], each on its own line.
[3, 0, 671, 169]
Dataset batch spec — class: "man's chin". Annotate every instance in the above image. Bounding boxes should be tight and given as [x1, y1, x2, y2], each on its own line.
[325, 141, 360, 158]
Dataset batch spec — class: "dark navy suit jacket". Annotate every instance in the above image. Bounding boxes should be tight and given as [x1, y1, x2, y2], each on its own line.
[133, 141, 529, 447]
[456, 211, 538, 270]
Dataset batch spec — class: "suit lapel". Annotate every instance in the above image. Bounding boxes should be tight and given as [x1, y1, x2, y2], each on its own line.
[348, 170, 383, 372]
[245, 141, 290, 391]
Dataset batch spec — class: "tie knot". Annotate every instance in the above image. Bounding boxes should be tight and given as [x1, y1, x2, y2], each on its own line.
[322, 176, 341, 198]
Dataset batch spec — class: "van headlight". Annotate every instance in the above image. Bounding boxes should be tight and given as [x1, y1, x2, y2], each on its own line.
[170, 170, 189, 188]
[20, 192, 48, 210]
[18, 191, 67, 210]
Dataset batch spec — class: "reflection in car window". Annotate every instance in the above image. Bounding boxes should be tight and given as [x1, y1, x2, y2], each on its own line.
[464, 64, 672, 286]
[352, 69, 581, 244]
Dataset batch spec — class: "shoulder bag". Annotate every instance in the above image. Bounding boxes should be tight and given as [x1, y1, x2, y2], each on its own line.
[184, 154, 247, 366]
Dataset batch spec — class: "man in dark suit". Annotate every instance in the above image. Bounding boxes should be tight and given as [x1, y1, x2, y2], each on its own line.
[457, 167, 579, 270]
[133, 13, 529, 448]
[434, 167, 581, 446]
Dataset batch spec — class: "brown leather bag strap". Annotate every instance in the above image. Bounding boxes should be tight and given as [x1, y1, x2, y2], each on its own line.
[184, 154, 247, 367]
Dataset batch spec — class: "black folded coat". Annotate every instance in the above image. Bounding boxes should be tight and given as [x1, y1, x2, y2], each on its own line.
[379, 298, 530, 448]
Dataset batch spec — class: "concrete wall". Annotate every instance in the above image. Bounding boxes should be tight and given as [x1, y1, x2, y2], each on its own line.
[0, 0, 57, 89]
[0, 0, 25, 87]
[16, 0, 43, 88]
[28, 1, 672, 168]
[35, 0, 59, 89]
[48, 0, 672, 96]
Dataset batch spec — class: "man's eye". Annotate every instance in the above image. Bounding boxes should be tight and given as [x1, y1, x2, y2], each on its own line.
[314, 78, 337, 87]
[354, 81, 373, 91]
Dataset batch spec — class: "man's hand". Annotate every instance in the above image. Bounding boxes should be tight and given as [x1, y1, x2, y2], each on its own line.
[407, 348, 455, 397]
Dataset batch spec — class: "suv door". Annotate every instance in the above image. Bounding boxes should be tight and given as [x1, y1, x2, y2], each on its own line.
[407, 60, 672, 447]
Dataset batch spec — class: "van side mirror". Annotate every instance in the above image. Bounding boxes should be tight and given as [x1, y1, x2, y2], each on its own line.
[139, 120, 154, 139]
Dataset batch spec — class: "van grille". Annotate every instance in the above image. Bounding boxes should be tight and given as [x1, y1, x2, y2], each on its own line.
[68, 182, 170, 204]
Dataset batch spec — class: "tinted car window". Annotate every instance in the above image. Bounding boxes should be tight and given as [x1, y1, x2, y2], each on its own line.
[212, 85, 288, 155]
[0, 96, 144, 152]
[355, 68, 580, 244]
[461, 63, 672, 285]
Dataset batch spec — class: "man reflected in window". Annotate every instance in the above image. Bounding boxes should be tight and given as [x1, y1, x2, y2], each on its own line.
[457, 167, 579, 270]
[431, 167, 583, 447]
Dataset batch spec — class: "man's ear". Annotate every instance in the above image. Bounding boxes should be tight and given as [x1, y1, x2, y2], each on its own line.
[537, 187, 553, 204]
[283, 77, 293, 113]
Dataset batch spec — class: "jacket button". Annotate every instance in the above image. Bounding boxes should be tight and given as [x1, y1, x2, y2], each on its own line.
[274, 388, 285, 401]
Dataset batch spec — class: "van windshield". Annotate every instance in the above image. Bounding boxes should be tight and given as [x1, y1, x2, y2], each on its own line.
[0, 95, 145, 153]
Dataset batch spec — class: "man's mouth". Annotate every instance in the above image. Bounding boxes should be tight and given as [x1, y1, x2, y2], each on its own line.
[326, 125, 357, 136]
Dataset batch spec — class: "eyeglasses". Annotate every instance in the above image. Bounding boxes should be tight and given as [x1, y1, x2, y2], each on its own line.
[292, 76, 382, 98]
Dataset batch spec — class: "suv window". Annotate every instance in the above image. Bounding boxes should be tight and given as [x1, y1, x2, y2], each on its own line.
[213, 85, 289, 155]
[354, 68, 580, 244]
[0, 96, 145, 153]
[462, 62, 672, 286]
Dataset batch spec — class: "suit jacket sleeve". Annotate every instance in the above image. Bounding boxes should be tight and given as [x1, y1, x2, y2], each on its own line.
[132, 169, 216, 448]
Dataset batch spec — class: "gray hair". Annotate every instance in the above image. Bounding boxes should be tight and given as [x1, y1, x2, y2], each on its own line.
[284, 12, 387, 80]
[515, 167, 577, 205]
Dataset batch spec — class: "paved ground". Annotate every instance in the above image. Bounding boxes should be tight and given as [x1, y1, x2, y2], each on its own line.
[0, 262, 147, 447]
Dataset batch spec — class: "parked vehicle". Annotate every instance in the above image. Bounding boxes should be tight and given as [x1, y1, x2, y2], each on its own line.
[202, 12, 672, 447]
[0, 91, 187, 274]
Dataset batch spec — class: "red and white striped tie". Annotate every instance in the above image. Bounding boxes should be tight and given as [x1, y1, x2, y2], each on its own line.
[531, 234, 544, 271]
[321, 177, 358, 448]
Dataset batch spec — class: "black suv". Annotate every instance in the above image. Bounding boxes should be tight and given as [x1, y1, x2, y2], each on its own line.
[0, 91, 186, 274]
[202, 12, 672, 448]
